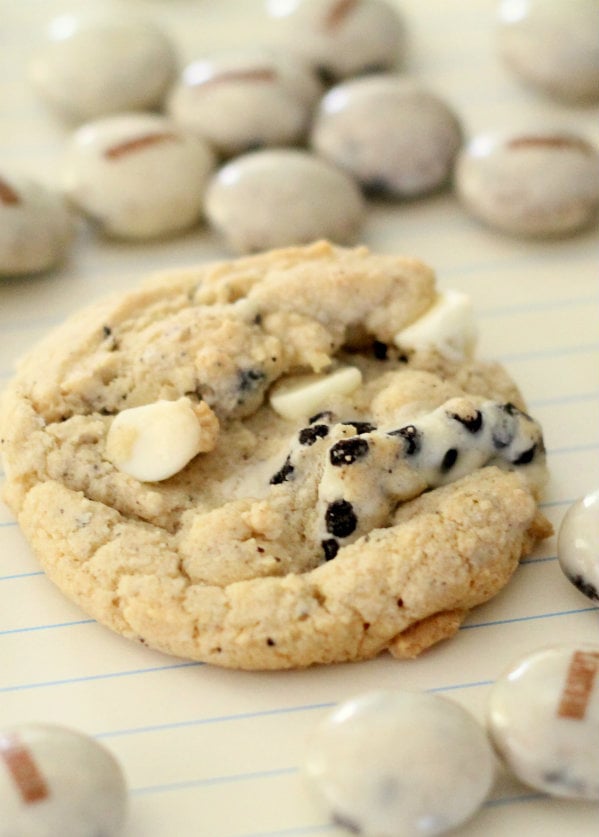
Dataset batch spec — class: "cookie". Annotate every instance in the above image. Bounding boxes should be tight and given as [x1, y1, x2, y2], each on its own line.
[0, 241, 551, 670]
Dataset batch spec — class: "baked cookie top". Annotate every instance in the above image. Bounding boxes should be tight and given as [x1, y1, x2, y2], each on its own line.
[0, 241, 551, 669]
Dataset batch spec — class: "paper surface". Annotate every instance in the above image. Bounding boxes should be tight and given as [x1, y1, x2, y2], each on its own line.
[1, 1, 598, 835]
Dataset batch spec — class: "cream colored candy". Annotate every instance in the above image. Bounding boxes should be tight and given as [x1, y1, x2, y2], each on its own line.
[105, 398, 218, 482]
[487, 644, 599, 799]
[311, 74, 463, 198]
[0, 723, 127, 837]
[304, 690, 495, 837]
[395, 290, 477, 361]
[0, 173, 74, 277]
[62, 113, 215, 240]
[497, 0, 599, 103]
[167, 48, 322, 157]
[557, 488, 599, 601]
[455, 131, 599, 237]
[265, 0, 406, 83]
[269, 366, 362, 420]
[204, 149, 364, 253]
[28, 11, 177, 123]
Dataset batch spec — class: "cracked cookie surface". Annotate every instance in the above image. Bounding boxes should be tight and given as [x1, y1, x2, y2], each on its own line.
[0, 241, 552, 669]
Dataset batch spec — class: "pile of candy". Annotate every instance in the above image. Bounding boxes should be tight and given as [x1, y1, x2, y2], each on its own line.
[1, 0, 599, 275]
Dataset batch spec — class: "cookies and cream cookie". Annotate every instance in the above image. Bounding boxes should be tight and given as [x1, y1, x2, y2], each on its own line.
[0, 241, 551, 670]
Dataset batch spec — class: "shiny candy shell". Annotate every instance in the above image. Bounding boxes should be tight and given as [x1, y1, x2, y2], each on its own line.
[304, 690, 495, 837]
[167, 48, 322, 157]
[455, 131, 599, 238]
[0, 723, 127, 837]
[311, 74, 463, 198]
[204, 148, 364, 253]
[558, 488, 599, 601]
[487, 644, 599, 799]
[0, 173, 74, 277]
[265, 0, 406, 83]
[29, 11, 177, 123]
[62, 113, 215, 240]
[497, 0, 599, 103]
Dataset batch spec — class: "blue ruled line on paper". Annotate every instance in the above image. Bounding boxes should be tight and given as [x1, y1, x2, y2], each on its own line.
[131, 766, 299, 797]
[0, 619, 95, 636]
[0, 661, 203, 693]
[95, 678, 494, 742]
[96, 702, 335, 741]
[461, 605, 598, 631]
[0, 570, 44, 581]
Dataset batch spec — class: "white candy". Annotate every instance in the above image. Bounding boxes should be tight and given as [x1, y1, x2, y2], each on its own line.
[106, 397, 217, 482]
[204, 149, 364, 253]
[304, 690, 495, 837]
[167, 48, 322, 157]
[394, 290, 477, 362]
[62, 113, 215, 240]
[487, 644, 599, 799]
[557, 488, 599, 602]
[455, 131, 599, 238]
[0, 173, 74, 277]
[497, 0, 599, 103]
[265, 0, 406, 83]
[0, 723, 127, 837]
[29, 12, 177, 123]
[269, 367, 362, 420]
[311, 74, 463, 198]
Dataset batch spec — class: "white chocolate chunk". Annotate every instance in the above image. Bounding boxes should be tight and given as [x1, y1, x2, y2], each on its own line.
[395, 290, 477, 361]
[269, 366, 362, 420]
[105, 397, 218, 482]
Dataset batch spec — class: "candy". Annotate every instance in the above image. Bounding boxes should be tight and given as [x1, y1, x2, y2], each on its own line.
[487, 645, 599, 799]
[204, 149, 364, 253]
[0, 723, 127, 836]
[28, 11, 177, 123]
[310, 74, 463, 198]
[497, 0, 599, 103]
[265, 0, 406, 83]
[0, 173, 74, 276]
[105, 398, 219, 482]
[269, 366, 363, 420]
[455, 131, 599, 238]
[62, 113, 215, 240]
[167, 48, 322, 157]
[304, 690, 495, 836]
[557, 488, 599, 601]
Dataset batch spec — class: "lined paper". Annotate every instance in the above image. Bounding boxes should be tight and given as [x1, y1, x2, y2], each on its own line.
[1, 2, 598, 835]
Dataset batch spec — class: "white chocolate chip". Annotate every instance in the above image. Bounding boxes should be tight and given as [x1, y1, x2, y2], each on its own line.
[269, 366, 362, 420]
[105, 397, 218, 482]
[394, 290, 477, 361]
